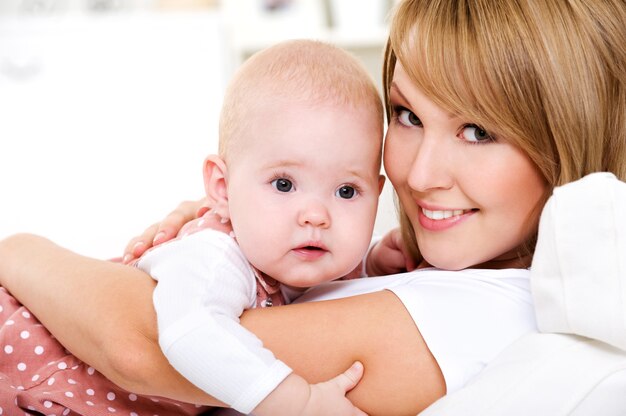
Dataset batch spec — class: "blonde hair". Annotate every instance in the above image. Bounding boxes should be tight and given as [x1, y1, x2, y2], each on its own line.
[383, 0, 626, 261]
[219, 39, 384, 163]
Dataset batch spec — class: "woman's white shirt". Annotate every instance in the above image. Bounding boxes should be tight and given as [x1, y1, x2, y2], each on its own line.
[296, 267, 537, 393]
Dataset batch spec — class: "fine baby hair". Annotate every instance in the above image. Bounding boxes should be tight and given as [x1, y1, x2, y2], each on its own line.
[219, 39, 384, 164]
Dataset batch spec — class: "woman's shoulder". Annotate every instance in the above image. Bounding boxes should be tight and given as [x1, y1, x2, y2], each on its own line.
[391, 268, 536, 393]
[398, 267, 531, 300]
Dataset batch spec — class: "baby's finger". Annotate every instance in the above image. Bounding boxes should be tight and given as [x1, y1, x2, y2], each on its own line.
[335, 361, 364, 393]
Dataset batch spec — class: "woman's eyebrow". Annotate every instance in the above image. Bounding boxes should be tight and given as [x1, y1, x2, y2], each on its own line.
[391, 81, 458, 121]
[389, 82, 410, 104]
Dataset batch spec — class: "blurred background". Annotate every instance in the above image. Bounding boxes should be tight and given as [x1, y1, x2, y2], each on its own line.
[0, 0, 398, 259]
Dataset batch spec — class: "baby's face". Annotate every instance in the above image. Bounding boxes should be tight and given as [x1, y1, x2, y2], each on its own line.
[225, 99, 383, 287]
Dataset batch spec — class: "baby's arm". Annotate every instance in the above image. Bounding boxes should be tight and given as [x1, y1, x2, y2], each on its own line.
[0, 233, 445, 414]
[139, 230, 365, 415]
[365, 228, 417, 276]
[255, 363, 366, 416]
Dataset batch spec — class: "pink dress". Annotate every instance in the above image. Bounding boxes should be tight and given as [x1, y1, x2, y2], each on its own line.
[0, 286, 209, 415]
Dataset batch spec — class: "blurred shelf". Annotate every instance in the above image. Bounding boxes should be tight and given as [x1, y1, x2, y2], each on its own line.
[220, 0, 390, 89]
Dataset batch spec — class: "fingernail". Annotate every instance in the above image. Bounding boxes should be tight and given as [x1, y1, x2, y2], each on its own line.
[153, 231, 166, 244]
[132, 241, 145, 254]
[122, 254, 133, 264]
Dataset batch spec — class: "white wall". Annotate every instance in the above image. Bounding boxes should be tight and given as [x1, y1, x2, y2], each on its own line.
[0, 12, 225, 258]
[0, 2, 397, 260]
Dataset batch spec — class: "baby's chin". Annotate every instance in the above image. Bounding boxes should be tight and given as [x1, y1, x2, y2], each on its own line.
[278, 275, 338, 289]
[274, 267, 352, 289]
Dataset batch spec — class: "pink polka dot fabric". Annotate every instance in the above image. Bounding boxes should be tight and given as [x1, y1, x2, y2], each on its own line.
[0, 286, 209, 415]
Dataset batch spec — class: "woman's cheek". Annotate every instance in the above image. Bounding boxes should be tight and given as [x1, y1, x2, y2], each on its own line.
[383, 130, 412, 189]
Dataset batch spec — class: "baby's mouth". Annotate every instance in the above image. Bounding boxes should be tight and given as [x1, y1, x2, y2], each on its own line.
[296, 245, 328, 253]
[292, 242, 329, 258]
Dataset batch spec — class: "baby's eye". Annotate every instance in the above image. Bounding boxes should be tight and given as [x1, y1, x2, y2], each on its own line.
[271, 178, 293, 192]
[460, 125, 494, 143]
[336, 185, 358, 199]
[396, 107, 422, 127]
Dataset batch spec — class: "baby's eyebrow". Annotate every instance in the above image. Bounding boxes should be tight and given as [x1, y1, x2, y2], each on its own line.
[343, 167, 378, 183]
[263, 160, 301, 170]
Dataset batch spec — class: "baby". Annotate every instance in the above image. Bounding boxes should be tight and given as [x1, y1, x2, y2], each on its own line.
[135, 39, 385, 415]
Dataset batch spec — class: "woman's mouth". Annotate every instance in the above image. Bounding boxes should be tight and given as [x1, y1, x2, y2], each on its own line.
[422, 208, 472, 220]
[418, 207, 477, 231]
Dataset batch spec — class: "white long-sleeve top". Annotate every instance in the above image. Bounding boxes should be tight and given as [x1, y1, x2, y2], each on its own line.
[136, 229, 293, 414]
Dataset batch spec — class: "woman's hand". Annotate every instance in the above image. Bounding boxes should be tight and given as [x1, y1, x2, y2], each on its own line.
[122, 198, 206, 263]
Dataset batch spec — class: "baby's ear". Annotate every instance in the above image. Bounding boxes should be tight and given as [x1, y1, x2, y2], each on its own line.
[203, 154, 229, 218]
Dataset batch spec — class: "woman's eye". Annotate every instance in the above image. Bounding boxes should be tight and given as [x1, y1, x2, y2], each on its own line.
[336, 185, 357, 199]
[271, 178, 293, 192]
[461, 125, 494, 143]
[397, 108, 422, 127]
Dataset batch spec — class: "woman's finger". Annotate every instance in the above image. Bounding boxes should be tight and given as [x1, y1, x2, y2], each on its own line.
[122, 223, 159, 263]
[121, 199, 204, 263]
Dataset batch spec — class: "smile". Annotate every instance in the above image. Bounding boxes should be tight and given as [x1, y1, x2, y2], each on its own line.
[422, 208, 472, 220]
[418, 207, 477, 231]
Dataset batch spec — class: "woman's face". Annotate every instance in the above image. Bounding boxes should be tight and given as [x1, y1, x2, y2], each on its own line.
[384, 64, 548, 270]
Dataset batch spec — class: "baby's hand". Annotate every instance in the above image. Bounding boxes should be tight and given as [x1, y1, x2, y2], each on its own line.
[303, 361, 367, 416]
[366, 228, 417, 276]
[254, 362, 367, 416]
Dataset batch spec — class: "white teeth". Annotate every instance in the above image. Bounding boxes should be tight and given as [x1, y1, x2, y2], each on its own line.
[423, 208, 467, 220]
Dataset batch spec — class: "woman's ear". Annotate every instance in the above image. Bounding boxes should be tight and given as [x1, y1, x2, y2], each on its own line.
[203, 154, 230, 219]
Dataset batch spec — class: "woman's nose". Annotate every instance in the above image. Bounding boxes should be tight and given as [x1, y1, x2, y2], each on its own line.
[298, 200, 331, 228]
[407, 134, 454, 192]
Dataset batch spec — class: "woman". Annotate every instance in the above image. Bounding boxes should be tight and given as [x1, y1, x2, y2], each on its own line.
[1, 0, 624, 414]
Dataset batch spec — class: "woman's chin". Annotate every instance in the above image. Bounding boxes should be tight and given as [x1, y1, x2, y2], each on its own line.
[420, 253, 471, 271]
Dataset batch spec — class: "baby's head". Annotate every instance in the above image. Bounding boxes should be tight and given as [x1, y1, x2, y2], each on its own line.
[207, 40, 385, 287]
[219, 39, 384, 164]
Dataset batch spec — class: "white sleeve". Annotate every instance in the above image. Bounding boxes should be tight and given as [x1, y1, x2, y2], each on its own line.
[136, 230, 292, 414]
